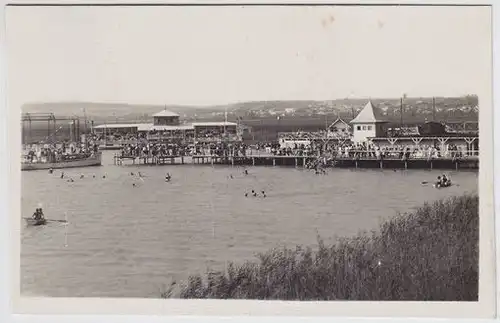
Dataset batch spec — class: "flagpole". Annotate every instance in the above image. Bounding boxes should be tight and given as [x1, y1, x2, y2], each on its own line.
[224, 107, 227, 139]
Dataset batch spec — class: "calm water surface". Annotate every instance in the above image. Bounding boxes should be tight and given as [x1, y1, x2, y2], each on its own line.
[21, 151, 478, 297]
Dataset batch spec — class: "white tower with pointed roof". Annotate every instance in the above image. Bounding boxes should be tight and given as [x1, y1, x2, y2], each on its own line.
[350, 101, 388, 143]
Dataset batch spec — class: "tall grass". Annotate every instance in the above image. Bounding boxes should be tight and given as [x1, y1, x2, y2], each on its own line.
[162, 194, 478, 301]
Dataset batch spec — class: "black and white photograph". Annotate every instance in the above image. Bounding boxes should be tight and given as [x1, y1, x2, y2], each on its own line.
[5, 2, 496, 318]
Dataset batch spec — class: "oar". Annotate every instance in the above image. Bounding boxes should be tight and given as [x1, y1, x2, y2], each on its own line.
[64, 212, 68, 247]
[46, 219, 68, 223]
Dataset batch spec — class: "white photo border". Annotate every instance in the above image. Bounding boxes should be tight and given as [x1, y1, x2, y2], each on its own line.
[0, 0, 498, 322]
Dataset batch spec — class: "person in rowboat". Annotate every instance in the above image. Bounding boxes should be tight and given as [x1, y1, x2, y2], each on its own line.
[435, 176, 442, 187]
[441, 174, 450, 186]
[32, 208, 45, 221]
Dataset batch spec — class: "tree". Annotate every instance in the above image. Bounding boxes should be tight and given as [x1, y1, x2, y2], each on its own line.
[464, 95, 479, 108]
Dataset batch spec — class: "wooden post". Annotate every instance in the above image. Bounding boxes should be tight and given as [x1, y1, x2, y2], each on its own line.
[273, 158, 276, 166]
[405, 161, 408, 170]
[455, 161, 458, 171]
[380, 160, 383, 169]
[355, 160, 358, 168]
[430, 160, 432, 170]
[295, 158, 298, 167]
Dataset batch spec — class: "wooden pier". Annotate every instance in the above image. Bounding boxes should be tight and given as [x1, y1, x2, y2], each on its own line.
[114, 154, 478, 170]
[114, 155, 185, 166]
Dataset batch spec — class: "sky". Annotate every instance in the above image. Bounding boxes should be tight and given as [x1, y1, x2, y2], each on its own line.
[5, 5, 492, 107]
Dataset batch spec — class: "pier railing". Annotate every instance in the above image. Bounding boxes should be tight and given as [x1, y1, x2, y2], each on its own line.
[242, 149, 479, 160]
[114, 148, 479, 161]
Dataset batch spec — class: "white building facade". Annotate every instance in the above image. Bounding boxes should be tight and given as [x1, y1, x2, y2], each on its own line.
[349, 101, 388, 144]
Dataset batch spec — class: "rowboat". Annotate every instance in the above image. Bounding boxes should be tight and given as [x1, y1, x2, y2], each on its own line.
[23, 217, 67, 226]
[24, 218, 47, 226]
[434, 181, 452, 189]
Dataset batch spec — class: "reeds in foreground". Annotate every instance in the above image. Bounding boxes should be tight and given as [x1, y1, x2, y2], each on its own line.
[162, 194, 478, 301]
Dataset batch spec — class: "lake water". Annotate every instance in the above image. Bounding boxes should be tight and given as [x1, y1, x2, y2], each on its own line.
[21, 151, 478, 298]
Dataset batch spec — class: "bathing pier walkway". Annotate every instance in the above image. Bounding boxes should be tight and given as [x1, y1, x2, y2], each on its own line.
[113, 152, 478, 170]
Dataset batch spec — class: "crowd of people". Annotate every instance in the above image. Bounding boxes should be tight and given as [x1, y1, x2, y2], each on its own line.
[253, 140, 472, 161]
[94, 128, 239, 144]
[26, 126, 475, 164]
[23, 141, 99, 164]
[119, 141, 251, 159]
[115, 137, 473, 162]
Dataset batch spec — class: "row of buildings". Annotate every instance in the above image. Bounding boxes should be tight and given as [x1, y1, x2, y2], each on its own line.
[91, 101, 478, 155]
[279, 101, 479, 155]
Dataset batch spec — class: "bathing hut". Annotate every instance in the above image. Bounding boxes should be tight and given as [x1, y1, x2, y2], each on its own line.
[349, 101, 388, 143]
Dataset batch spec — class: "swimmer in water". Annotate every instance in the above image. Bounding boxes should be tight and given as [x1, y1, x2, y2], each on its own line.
[251, 190, 257, 197]
[60, 172, 64, 179]
[244, 192, 248, 197]
[93, 174, 96, 178]
[230, 174, 233, 179]
[132, 183, 136, 187]
[102, 175, 106, 179]
[48, 168, 53, 174]
[261, 190, 266, 198]
[130, 172, 134, 176]
[244, 169, 248, 175]
[138, 172, 143, 178]
[80, 174, 84, 179]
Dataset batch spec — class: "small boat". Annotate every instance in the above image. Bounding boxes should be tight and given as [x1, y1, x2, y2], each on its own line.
[434, 181, 452, 189]
[23, 217, 67, 226]
[22, 152, 102, 171]
[24, 218, 47, 226]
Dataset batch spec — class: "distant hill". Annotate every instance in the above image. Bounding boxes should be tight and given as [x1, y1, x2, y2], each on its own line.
[21, 95, 479, 125]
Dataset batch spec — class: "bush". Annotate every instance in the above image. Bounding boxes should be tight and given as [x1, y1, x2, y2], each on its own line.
[162, 194, 478, 301]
